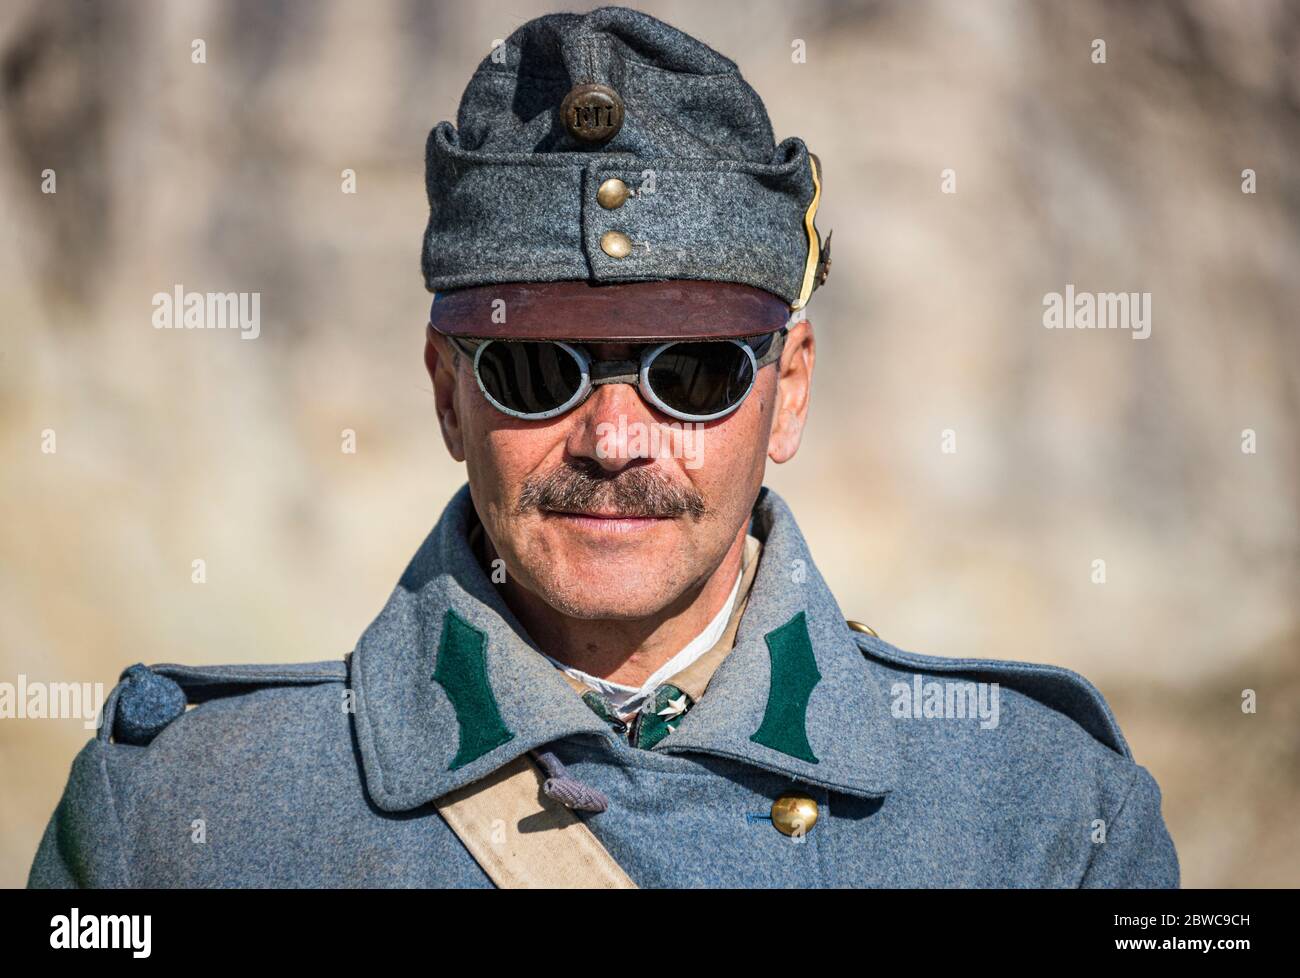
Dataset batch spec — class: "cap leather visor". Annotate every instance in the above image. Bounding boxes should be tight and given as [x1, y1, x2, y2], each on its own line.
[428, 280, 791, 341]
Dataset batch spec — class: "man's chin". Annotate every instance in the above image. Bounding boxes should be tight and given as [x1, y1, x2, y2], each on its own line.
[505, 512, 697, 618]
[523, 565, 686, 622]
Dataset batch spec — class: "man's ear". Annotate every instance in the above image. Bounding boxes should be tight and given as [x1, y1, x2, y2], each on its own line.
[426, 324, 466, 462]
[767, 317, 815, 464]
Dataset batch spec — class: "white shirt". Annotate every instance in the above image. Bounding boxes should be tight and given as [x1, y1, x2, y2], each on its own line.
[541, 565, 745, 719]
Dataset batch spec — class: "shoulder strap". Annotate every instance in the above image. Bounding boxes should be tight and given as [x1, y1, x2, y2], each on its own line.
[101, 660, 347, 745]
[434, 753, 636, 889]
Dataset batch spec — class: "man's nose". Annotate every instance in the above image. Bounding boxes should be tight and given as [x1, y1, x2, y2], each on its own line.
[565, 380, 661, 472]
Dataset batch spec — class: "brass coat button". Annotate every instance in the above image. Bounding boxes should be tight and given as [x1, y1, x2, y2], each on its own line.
[561, 83, 624, 143]
[597, 178, 630, 209]
[771, 792, 819, 837]
[600, 230, 632, 258]
[846, 619, 878, 638]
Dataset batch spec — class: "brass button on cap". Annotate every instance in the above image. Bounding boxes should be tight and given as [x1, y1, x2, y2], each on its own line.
[771, 792, 819, 837]
[561, 83, 624, 143]
[600, 230, 632, 258]
[846, 619, 878, 638]
[597, 177, 630, 209]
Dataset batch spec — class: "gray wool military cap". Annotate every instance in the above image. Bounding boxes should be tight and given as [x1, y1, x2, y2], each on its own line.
[422, 5, 830, 341]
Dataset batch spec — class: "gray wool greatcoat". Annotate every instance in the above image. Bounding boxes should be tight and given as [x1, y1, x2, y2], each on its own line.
[29, 485, 1179, 888]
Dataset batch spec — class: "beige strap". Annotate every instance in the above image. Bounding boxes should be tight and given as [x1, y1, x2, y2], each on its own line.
[434, 753, 637, 889]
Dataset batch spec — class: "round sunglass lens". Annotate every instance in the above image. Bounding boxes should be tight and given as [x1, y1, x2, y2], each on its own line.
[476, 342, 583, 416]
[647, 342, 754, 418]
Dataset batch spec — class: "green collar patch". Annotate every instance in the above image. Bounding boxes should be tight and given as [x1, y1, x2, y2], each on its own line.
[431, 610, 515, 770]
[749, 611, 821, 764]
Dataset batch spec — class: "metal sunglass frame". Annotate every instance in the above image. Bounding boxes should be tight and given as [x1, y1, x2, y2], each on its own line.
[448, 328, 787, 423]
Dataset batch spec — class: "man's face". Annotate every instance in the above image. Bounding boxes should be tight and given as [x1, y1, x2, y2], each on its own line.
[425, 303, 816, 622]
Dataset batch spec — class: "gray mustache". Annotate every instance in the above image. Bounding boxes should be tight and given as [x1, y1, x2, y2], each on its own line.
[516, 464, 706, 520]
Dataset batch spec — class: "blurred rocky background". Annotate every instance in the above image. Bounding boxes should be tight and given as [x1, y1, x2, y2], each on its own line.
[1, 0, 1297, 887]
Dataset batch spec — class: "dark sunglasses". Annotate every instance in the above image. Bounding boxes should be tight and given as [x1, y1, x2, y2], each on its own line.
[448, 328, 787, 422]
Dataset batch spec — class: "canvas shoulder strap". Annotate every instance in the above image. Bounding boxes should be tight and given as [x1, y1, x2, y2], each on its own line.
[434, 753, 637, 889]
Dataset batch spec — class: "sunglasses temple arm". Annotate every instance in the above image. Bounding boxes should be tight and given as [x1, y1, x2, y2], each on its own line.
[449, 336, 479, 357]
[755, 327, 787, 368]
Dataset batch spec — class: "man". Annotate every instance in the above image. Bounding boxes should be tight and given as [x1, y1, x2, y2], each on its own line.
[30, 6, 1177, 888]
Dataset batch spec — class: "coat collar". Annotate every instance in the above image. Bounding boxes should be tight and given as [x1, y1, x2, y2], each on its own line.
[350, 484, 899, 812]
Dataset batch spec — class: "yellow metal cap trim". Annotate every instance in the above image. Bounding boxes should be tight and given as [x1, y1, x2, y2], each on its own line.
[791, 152, 823, 312]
